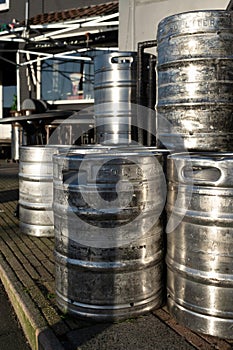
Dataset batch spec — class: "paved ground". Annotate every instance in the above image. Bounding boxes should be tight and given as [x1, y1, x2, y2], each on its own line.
[0, 279, 31, 349]
[0, 160, 232, 350]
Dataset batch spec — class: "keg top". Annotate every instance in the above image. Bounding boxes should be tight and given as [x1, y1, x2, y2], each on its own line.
[94, 51, 137, 72]
[167, 152, 233, 187]
[54, 148, 162, 160]
[157, 10, 233, 41]
[168, 152, 233, 161]
[19, 145, 57, 162]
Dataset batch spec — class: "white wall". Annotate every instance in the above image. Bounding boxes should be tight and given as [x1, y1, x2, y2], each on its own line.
[119, 0, 230, 52]
[0, 73, 11, 141]
[0, 125, 11, 141]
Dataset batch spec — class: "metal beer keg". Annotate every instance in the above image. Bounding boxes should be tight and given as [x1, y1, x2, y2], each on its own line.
[19, 145, 56, 237]
[94, 52, 137, 144]
[166, 152, 233, 339]
[157, 10, 233, 151]
[19, 145, 98, 237]
[53, 149, 165, 321]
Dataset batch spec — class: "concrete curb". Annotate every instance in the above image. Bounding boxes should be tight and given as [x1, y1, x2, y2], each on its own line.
[0, 254, 64, 350]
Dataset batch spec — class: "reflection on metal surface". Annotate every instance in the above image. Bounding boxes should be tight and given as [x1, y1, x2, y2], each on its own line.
[157, 10, 233, 151]
[53, 149, 165, 321]
[94, 52, 137, 144]
[19, 145, 56, 237]
[166, 152, 233, 339]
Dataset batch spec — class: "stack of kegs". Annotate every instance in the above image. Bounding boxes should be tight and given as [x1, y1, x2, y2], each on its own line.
[18, 47, 166, 321]
[157, 10, 233, 339]
[18, 11, 233, 335]
[157, 10, 233, 151]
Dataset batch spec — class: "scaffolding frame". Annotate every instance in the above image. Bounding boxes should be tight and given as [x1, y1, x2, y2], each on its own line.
[0, 11, 119, 110]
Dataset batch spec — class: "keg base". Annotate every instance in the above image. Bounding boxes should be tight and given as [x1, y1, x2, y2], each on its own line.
[167, 297, 233, 339]
[19, 222, 54, 237]
[56, 289, 164, 322]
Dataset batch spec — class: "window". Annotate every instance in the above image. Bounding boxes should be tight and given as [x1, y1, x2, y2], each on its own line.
[41, 49, 113, 102]
[0, 0, 9, 11]
[3, 85, 16, 117]
[41, 54, 94, 101]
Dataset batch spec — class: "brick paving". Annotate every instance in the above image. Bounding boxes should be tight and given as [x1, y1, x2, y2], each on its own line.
[0, 160, 232, 350]
[0, 279, 31, 350]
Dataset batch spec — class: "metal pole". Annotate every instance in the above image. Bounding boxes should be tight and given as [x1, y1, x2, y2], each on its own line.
[227, 0, 233, 10]
[36, 56, 41, 99]
[16, 51, 21, 112]
[25, 0, 30, 29]
[136, 40, 157, 145]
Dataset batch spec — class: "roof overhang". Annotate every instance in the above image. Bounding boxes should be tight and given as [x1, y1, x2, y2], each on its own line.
[227, 0, 233, 9]
[0, 12, 119, 51]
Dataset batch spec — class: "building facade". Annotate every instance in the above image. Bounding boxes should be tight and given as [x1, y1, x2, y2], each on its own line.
[119, 0, 230, 53]
[0, 0, 232, 149]
[0, 0, 119, 145]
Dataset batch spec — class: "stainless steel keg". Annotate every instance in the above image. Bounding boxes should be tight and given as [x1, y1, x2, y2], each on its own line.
[157, 10, 233, 151]
[11, 121, 23, 161]
[166, 152, 233, 339]
[94, 52, 137, 144]
[19, 145, 97, 237]
[19, 145, 56, 237]
[53, 149, 165, 321]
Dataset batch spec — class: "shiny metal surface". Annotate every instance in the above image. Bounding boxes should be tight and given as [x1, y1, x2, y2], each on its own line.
[156, 10, 233, 151]
[11, 123, 22, 161]
[94, 52, 137, 144]
[0, 110, 74, 124]
[166, 152, 233, 338]
[19, 145, 108, 237]
[53, 150, 165, 321]
[157, 11, 233, 64]
[19, 145, 56, 237]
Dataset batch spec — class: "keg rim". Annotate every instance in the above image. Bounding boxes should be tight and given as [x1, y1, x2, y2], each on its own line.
[54, 149, 164, 160]
[168, 151, 233, 161]
[158, 9, 233, 26]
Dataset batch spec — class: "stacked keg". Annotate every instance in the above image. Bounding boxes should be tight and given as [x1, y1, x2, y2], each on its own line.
[53, 149, 166, 320]
[19, 145, 56, 237]
[157, 10, 233, 339]
[166, 152, 233, 339]
[157, 10, 233, 151]
[94, 51, 137, 144]
[50, 51, 166, 321]
[18, 144, 108, 237]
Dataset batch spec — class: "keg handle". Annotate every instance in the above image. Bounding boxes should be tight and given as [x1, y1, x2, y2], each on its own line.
[179, 160, 225, 185]
[110, 56, 134, 64]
